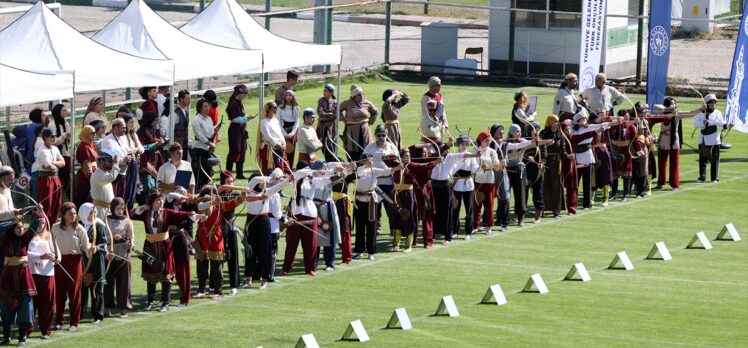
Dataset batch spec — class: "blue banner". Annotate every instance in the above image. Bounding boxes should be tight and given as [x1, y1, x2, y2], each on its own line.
[725, 6, 748, 133]
[646, 0, 672, 106]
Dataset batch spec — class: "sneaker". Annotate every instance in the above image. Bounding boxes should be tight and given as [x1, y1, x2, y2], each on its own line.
[68, 325, 77, 332]
[325, 266, 334, 271]
[672, 187, 680, 192]
[601, 201, 608, 207]
[120, 310, 128, 318]
[622, 197, 629, 202]
[352, 253, 362, 260]
[568, 212, 576, 216]
[40, 335, 50, 340]
[518, 220, 524, 227]
[280, 271, 289, 276]
[443, 240, 451, 245]
[696, 178, 705, 183]
[17, 341, 25, 347]
[368, 254, 375, 261]
[92, 319, 102, 324]
[229, 288, 238, 296]
[403, 246, 413, 253]
[259, 280, 268, 289]
[464, 235, 471, 240]
[241, 278, 252, 288]
[193, 292, 206, 299]
[104, 308, 112, 317]
[211, 295, 222, 301]
[159, 304, 169, 312]
[712, 179, 719, 183]
[53, 325, 62, 331]
[553, 214, 562, 218]
[636, 195, 644, 199]
[144, 302, 155, 311]
[534, 218, 541, 224]
[501, 226, 508, 232]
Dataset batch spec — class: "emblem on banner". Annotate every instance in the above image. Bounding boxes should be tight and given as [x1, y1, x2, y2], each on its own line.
[581, 67, 596, 90]
[15, 174, 30, 190]
[649, 25, 669, 57]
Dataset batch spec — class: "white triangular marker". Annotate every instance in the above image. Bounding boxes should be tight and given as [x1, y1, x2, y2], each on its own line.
[386, 308, 412, 330]
[295, 334, 319, 348]
[608, 251, 635, 270]
[522, 273, 549, 294]
[687, 231, 713, 249]
[435, 295, 460, 317]
[716, 223, 741, 241]
[341, 319, 369, 342]
[480, 284, 507, 305]
[647, 241, 673, 261]
[564, 263, 591, 282]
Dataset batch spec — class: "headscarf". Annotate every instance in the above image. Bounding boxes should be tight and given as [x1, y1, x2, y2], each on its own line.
[109, 197, 126, 220]
[52, 103, 67, 137]
[78, 203, 96, 230]
[507, 124, 522, 139]
[324, 84, 336, 98]
[79, 125, 96, 144]
[544, 115, 559, 128]
[427, 76, 441, 88]
[350, 85, 363, 98]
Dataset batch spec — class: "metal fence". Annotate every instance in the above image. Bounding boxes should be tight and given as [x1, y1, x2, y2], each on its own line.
[0, 0, 742, 123]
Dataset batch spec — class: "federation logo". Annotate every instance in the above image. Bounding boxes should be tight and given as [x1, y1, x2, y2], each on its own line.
[581, 67, 596, 90]
[649, 25, 669, 57]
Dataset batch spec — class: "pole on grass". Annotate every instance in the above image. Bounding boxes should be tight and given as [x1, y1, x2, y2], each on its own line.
[265, 0, 271, 30]
[384, 0, 392, 70]
[635, 0, 645, 86]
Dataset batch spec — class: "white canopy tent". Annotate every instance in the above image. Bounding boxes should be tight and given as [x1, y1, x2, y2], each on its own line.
[0, 64, 74, 107]
[0, 1, 174, 92]
[180, 0, 342, 72]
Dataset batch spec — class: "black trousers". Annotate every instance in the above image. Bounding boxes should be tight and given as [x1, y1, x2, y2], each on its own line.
[191, 148, 213, 190]
[699, 145, 720, 181]
[146, 282, 171, 306]
[611, 176, 631, 198]
[81, 281, 104, 320]
[451, 190, 473, 235]
[432, 181, 453, 240]
[377, 184, 394, 233]
[507, 168, 527, 222]
[578, 166, 592, 208]
[222, 222, 240, 289]
[197, 259, 223, 295]
[524, 166, 544, 212]
[354, 200, 378, 255]
[246, 216, 273, 281]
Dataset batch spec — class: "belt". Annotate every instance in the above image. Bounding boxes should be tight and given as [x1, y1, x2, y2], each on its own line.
[431, 179, 449, 185]
[93, 199, 110, 209]
[39, 171, 58, 177]
[394, 183, 413, 191]
[205, 250, 224, 261]
[247, 213, 269, 218]
[145, 232, 169, 243]
[612, 140, 631, 147]
[384, 120, 400, 125]
[355, 190, 374, 198]
[592, 143, 606, 148]
[4, 256, 28, 266]
[345, 119, 369, 125]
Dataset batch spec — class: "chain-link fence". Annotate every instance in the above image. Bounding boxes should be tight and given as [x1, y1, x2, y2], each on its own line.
[0, 0, 742, 123]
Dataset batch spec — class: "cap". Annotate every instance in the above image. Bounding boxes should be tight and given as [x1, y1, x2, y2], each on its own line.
[704, 93, 717, 103]
[565, 72, 578, 79]
[427, 76, 442, 88]
[0, 165, 14, 177]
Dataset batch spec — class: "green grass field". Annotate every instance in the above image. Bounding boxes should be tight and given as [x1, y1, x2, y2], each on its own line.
[35, 75, 748, 347]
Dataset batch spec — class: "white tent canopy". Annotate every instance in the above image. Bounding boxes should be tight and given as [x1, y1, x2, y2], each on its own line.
[180, 0, 342, 72]
[0, 64, 74, 107]
[0, 1, 174, 93]
[92, 0, 263, 81]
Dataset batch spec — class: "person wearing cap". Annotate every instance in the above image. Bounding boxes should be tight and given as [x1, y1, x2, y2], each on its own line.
[226, 84, 255, 180]
[90, 148, 121, 219]
[363, 125, 399, 237]
[421, 76, 448, 129]
[512, 91, 537, 134]
[694, 93, 728, 183]
[471, 131, 506, 233]
[340, 85, 379, 161]
[0, 166, 19, 222]
[571, 110, 617, 210]
[138, 87, 159, 120]
[257, 101, 287, 175]
[381, 88, 410, 149]
[274, 70, 299, 106]
[316, 84, 339, 162]
[504, 124, 543, 226]
[101, 118, 133, 200]
[298, 108, 323, 163]
[192, 98, 218, 189]
[278, 90, 300, 165]
[553, 73, 581, 120]
[450, 135, 479, 240]
[579, 73, 626, 117]
[0, 205, 44, 346]
[130, 191, 194, 311]
[352, 154, 403, 260]
[539, 115, 568, 218]
[157, 143, 196, 194]
[648, 97, 698, 190]
[137, 112, 165, 204]
[33, 129, 65, 224]
[83, 97, 109, 134]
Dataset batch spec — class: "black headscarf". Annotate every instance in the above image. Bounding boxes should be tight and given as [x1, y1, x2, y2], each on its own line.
[51, 104, 67, 137]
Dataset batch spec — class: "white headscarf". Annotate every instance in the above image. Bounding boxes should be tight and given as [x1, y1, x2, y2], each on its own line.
[78, 203, 96, 230]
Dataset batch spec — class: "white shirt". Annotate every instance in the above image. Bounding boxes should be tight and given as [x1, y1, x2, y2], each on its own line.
[191, 114, 215, 151]
[571, 123, 610, 165]
[293, 171, 332, 218]
[268, 193, 282, 235]
[260, 117, 286, 149]
[156, 93, 166, 117]
[694, 109, 726, 146]
[28, 237, 60, 276]
[91, 166, 120, 217]
[420, 94, 447, 127]
[0, 186, 15, 221]
[419, 113, 444, 139]
[513, 108, 536, 127]
[84, 112, 110, 131]
[355, 167, 391, 202]
[451, 154, 478, 192]
[297, 124, 322, 156]
[102, 132, 132, 173]
[363, 142, 398, 185]
[32, 145, 63, 173]
[552, 87, 577, 115]
[581, 85, 626, 113]
[474, 147, 501, 184]
[157, 160, 195, 188]
[245, 179, 289, 215]
[277, 106, 299, 138]
[431, 152, 467, 181]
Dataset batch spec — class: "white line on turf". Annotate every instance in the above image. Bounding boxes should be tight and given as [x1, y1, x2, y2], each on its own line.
[37, 171, 748, 345]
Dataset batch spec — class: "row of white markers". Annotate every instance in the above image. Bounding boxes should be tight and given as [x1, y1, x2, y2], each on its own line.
[276, 223, 742, 348]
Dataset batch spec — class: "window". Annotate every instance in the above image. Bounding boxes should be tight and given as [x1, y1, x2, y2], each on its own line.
[516, 0, 582, 29]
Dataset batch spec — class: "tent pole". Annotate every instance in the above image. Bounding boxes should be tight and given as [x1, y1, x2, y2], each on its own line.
[69, 73, 76, 199]
[259, 54, 264, 117]
[101, 90, 106, 109]
[5, 107, 9, 132]
[335, 60, 341, 145]
[169, 85, 175, 144]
